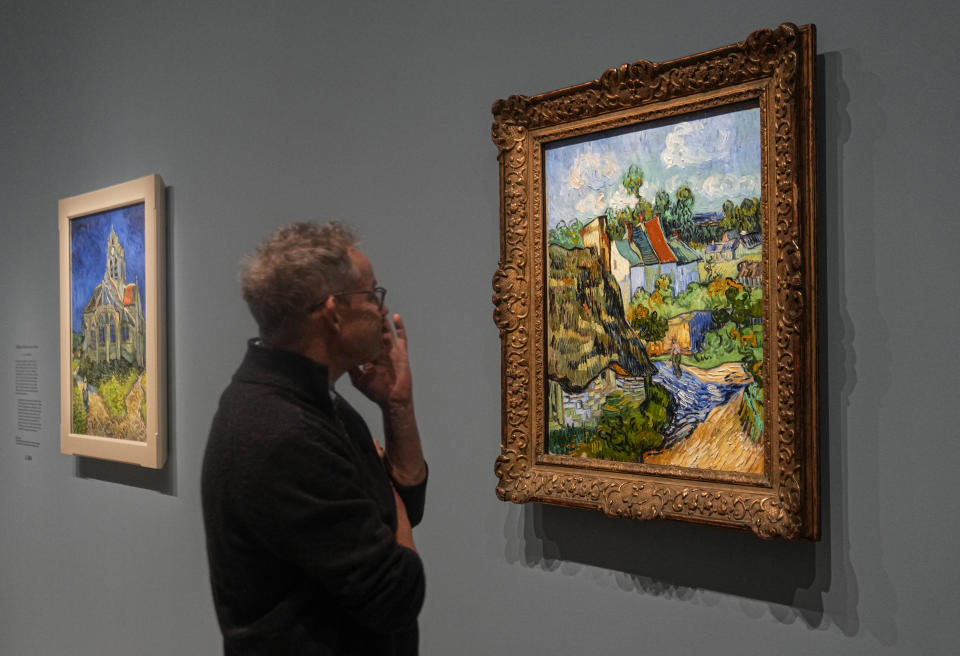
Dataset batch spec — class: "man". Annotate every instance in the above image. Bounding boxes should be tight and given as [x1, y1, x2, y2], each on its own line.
[670, 337, 682, 378]
[201, 221, 427, 655]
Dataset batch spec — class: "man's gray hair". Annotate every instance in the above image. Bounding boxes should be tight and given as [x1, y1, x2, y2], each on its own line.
[241, 221, 359, 339]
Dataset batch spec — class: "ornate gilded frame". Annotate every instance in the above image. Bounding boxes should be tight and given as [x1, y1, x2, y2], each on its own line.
[59, 174, 167, 468]
[491, 24, 818, 539]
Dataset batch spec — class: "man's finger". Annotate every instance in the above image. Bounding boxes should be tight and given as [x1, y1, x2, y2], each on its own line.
[392, 314, 407, 343]
[382, 316, 397, 344]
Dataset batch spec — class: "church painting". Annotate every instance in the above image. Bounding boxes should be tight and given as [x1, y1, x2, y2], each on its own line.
[69, 203, 148, 441]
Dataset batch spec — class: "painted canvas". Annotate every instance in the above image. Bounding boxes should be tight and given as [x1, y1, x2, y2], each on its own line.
[69, 203, 148, 441]
[545, 106, 765, 474]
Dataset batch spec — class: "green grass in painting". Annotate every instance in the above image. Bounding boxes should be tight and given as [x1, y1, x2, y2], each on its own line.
[72, 384, 87, 434]
[738, 381, 764, 442]
[588, 384, 672, 462]
[139, 376, 147, 422]
[98, 370, 139, 418]
[550, 382, 673, 462]
[78, 357, 136, 388]
[547, 426, 593, 455]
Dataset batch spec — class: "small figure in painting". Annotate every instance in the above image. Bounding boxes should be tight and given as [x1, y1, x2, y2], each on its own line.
[671, 337, 683, 378]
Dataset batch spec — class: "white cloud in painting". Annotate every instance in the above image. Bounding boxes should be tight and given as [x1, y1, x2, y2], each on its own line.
[568, 152, 620, 190]
[699, 173, 761, 202]
[606, 185, 638, 211]
[572, 185, 638, 218]
[661, 121, 732, 168]
[665, 174, 684, 193]
[575, 192, 607, 216]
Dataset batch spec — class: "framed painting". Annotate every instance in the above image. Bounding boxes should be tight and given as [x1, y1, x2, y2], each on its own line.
[59, 174, 167, 468]
[491, 24, 818, 539]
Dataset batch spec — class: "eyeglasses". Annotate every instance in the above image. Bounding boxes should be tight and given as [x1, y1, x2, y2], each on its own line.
[328, 286, 387, 309]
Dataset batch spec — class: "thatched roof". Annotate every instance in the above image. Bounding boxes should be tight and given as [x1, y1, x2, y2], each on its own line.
[548, 244, 656, 393]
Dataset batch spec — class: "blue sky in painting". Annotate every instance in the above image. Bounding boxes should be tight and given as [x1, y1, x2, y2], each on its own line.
[70, 203, 146, 332]
[545, 107, 760, 228]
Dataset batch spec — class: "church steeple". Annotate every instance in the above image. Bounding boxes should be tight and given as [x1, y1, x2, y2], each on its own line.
[105, 226, 126, 285]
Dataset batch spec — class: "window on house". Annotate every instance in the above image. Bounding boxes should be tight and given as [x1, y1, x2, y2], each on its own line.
[99, 326, 105, 344]
[110, 324, 115, 342]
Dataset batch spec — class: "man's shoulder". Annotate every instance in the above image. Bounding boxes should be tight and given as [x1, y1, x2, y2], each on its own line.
[202, 378, 362, 503]
[208, 377, 342, 452]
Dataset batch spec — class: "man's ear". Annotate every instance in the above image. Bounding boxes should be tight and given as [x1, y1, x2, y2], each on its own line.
[317, 296, 342, 333]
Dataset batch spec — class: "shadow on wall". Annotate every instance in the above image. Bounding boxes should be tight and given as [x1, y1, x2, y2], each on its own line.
[498, 50, 896, 645]
[76, 186, 178, 497]
[504, 501, 820, 607]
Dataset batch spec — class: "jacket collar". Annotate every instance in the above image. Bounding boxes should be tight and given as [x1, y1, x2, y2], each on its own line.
[233, 338, 336, 415]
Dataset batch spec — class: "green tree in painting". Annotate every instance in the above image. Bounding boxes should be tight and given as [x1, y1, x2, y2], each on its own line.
[621, 164, 644, 198]
[720, 198, 739, 232]
[721, 199, 736, 228]
[738, 197, 760, 233]
[659, 185, 695, 239]
[674, 185, 695, 237]
[717, 196, 761, 238]
[548, 219, 585, 248]
[603, 163, 662, 239]
[635, 195, 653, 222]
[652, 273, 673, 300]
[584, 387, 672, 462]
[653, 189, 671, 219]
[709, 278, 762, 331]
[604, 207, 626, 240]
[626, 299, 668, 344]
[603, 164, 648, 240]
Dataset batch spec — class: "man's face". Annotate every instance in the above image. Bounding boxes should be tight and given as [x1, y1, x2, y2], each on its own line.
[334, 249, 389, 365]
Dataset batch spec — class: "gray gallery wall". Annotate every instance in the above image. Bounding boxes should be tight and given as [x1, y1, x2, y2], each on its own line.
[2, 1, 958, 654]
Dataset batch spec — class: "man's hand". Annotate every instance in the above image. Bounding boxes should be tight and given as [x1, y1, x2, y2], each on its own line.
[349, 314, 412, 410]
[393, 486, 416, 551]
[350, 313, 426, 487]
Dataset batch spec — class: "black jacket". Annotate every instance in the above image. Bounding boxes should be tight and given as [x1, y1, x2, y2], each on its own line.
[201, 340, 426, 655]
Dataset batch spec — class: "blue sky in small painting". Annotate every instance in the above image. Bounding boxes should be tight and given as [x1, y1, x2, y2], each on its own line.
[545, 106, 760, 228]
[70, 203, 145, 332]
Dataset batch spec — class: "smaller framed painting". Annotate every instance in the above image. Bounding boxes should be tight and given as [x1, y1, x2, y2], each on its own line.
[491, 24, 818, 538]
[59, 174, 167, 468]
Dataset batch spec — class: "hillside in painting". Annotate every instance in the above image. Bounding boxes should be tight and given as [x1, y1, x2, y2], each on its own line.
[548, 244, 655, 393]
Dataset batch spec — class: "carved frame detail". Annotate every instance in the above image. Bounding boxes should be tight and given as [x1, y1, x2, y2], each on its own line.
[491, 24, 818, 539]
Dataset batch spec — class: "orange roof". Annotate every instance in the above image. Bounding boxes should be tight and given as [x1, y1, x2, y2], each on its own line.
[123, 284, 136, 306]
[643, 217, 677, 263]
[608, 362, 631, 376]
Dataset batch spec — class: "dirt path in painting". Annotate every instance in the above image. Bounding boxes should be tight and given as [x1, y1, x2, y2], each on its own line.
[82, 375, 146, 441]
[118, 375, 147, 441]
[644, 389, 763, 473]
[84, 392, 113, 438]
[682, 362, 752, 385]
